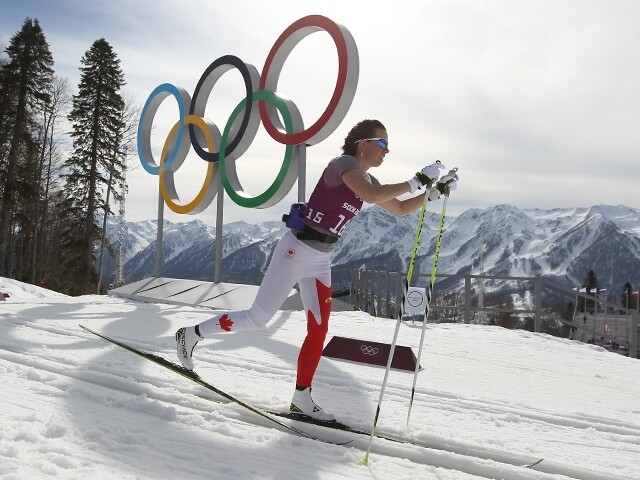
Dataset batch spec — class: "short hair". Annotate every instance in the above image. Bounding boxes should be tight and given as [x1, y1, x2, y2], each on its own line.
[341, 119, 386, 156]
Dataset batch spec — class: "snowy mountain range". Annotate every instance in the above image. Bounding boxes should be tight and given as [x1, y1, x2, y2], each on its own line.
[102, 204, 640, 298]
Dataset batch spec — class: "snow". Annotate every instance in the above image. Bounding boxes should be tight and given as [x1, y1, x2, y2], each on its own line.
[1, 277, 639, 480]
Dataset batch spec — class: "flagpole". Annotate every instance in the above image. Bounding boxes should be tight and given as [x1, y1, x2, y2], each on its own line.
[593, 287, 597, 326]
[625, 287, 629, 311]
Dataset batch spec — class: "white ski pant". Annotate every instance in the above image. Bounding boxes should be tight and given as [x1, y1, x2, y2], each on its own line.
[197, 231, 333, 387]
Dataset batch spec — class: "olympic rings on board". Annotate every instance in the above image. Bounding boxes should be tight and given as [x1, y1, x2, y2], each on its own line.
[137, 15, 359, 214]
[361, 345, 379, 356]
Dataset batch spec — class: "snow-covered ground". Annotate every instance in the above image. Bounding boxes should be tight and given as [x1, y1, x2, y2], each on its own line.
[1, 277, 639, 480]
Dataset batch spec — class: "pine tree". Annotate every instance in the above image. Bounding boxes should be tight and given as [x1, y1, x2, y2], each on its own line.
[0, 18, 54, 276]
[30, 75, 71, 285]
[96, 92, 139, 293]
[0, 55, 12, 165]
[60, 38, 125, 294]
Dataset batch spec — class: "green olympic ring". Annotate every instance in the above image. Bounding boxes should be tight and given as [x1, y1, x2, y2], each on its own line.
[220, 90, 299, 208]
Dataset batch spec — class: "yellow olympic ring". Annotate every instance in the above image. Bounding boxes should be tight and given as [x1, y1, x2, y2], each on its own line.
[159, 115, 218, 214]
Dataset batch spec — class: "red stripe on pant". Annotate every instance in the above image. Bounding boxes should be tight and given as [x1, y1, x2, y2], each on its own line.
[296, 279, 332, 388]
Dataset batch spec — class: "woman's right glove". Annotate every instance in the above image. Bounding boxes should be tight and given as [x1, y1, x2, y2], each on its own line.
[407, 161, 446, 193]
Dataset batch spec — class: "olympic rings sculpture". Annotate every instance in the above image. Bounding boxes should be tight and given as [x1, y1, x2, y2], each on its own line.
[137, 15, 359, 213]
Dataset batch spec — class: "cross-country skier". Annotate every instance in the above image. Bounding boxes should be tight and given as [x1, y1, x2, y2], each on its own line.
[176, 119, 454, 421]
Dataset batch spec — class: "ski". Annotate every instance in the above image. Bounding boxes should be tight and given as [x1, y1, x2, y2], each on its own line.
[267, 411, 406, 444]
[79, 325, 543, 469]
[269, 411, 543, 469]
[78, 324, 350, 446]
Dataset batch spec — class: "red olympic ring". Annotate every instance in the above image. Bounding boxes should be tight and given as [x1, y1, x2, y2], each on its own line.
[259, 14, 359, 146]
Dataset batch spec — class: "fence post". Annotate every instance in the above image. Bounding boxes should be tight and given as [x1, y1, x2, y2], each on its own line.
[534, 276, 542, 333]
[396, 271, 403, 318]
[385, 271, 391, 318]
[359, 269, 364, 310]
[630, 311, 638, 359]
[376, 270, 382, 316]
[370, 270, 378, 316]
[351, 268, 360, 310]
[370, 269, 375, 314]
[350, 269, 357, 309]
[464, 274, 471, 324]
[367, 269, 373, 314]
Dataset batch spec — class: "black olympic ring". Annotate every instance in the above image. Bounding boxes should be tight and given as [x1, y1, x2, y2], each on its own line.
[188, 54, 260, 164]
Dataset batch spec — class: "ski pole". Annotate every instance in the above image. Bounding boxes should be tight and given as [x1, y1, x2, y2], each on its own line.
[361, 164, 441, 465]
[361, 197, 428, 465]
[406, 168, 457, 428]
[401, 192, 429, 316]
[397, 161, 444, 318]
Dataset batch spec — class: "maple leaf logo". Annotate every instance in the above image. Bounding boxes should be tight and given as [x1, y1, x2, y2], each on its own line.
[218, 314, 234, 332]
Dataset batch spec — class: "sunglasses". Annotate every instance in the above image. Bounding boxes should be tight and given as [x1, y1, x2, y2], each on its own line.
[356, 137, 389, 149]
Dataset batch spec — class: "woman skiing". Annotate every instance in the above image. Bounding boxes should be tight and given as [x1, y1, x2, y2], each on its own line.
[176, 119, 453, 421]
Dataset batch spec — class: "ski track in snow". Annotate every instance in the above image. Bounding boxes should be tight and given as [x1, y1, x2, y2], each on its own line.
[1, 291, 639, 479]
